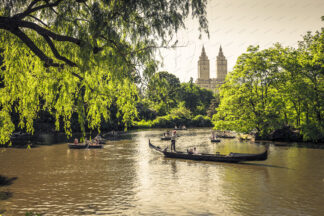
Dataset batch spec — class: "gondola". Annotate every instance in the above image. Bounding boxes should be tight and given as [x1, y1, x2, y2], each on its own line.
[161, 134, 180, 140]
[68, 143, 103, 149]
[210, 138, 221, 143]
[98, 140, 106, 144]
[174, 128, 187, 130]
[161, 136, 172, 141]
[68, 143, 88, 149]
[88, 144, 103, 149]
[149, 140, 268, 163]
[216, 135, 235, 138]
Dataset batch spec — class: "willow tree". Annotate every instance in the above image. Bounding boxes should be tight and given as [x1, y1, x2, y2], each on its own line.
[0, 0, 208, 143]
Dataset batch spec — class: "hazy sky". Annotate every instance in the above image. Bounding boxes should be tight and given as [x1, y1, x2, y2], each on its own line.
[158, 0, 324, 82]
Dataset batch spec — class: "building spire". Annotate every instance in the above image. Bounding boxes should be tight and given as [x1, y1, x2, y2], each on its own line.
[201, 45, 206, 56]
[218, 45, 224, 57]
[199, 45, 208, 60]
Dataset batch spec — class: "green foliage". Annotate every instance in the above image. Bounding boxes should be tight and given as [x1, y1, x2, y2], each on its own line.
[136, 99, 157, 121]
[133, 103, 212, 128]
[206, 95, 220, 118]
[169, 102, 192, 119]
[177, 81, 214, 115]
[213, 23, 324, 142]
[138, 71, 216, 128]
[146, 71, 181, 115]
[0, 0, 209, 144]
[192, 115, 212, 127]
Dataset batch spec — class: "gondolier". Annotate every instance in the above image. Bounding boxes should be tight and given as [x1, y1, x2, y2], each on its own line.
[171, 130, 176, 151]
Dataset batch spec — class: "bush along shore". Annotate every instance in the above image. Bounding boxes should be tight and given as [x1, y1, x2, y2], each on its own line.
[132, 114, 212, 129]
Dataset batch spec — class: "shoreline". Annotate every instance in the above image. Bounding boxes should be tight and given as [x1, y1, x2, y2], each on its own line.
[3, 127, 324, 148]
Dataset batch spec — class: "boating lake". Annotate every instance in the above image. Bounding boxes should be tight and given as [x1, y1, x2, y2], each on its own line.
[0, 128, 324, 215]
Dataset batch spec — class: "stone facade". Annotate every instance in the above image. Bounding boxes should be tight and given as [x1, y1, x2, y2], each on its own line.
[195, 46, 227, 91]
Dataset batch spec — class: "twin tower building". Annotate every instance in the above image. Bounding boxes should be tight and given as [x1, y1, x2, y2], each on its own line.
[195, 46, 228, 91]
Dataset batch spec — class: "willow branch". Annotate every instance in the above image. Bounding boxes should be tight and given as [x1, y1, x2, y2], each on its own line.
[14, 0, 63, 20]
[11, 27, 59, 67]
[41, 34, 77, 67]
[18, 20, 81, 44]
[27, 15, 49, 28]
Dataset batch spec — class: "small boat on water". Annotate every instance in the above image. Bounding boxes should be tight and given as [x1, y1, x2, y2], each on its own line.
[161, 134, 180, 141]
[217, 135, 235, 138]
[68, 143, 103, 149]
[210, 138, 221, 143]
[161, 136, 172, 141]
[149, 140, 268, 163]
[174, 128, 187, 130]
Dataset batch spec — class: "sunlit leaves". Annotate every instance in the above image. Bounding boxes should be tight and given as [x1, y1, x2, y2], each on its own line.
[0, 0, 209, 144]
[213, 28, 324, 141]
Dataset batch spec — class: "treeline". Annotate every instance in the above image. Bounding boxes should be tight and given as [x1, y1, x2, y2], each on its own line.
[213, 29, 324, 142]
[134, 72, 219, 128]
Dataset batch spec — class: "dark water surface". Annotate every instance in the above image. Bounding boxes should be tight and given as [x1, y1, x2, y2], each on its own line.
[0, 128, 324, 215]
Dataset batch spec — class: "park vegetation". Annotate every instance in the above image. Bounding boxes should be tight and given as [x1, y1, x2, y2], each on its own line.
[0, 1, 323, 144]
[213, 23, 324, 142]
[0, 0, 209, 144]
[134, 72, 217, 128]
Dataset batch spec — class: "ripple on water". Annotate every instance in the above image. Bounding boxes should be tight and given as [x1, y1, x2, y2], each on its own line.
[1, 129, 324, 215]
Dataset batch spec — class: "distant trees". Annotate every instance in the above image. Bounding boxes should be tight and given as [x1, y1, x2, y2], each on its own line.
[213, 24, 324, 142]
[146, 71, 181, 115]
[136, 71, 217, 127]
[144, 72, 216, 116]
[177, 79, 214, 115]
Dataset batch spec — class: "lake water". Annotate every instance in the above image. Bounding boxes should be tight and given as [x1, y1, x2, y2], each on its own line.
[0, 128, 324, 215]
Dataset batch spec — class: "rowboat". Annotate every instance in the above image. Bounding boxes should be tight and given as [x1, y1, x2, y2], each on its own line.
[161, 136, 172, 141]
[210, 138, 221, 143]
[88, 144, 103, 149]
[174, 128, 187, 130]
[68, 143, 88, 149]
[217, 135, 235, 138]
[149, 140, 268, 163]
[68, 143, 103, 149]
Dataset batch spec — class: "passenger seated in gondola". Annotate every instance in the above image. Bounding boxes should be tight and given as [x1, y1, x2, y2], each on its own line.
[95, 134, 103, 141]
[174, 125, 178, 129]
[92, 138, 98, 145]
[84, 138, 90, 145]
[74, 138, 79, 144]
[187, 148, 194, 154]
[181, 125, 186, 129]
[187, 147, 198, 154]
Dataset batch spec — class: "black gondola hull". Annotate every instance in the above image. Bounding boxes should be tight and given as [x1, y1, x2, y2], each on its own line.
[68, 144, 88, 149]
[68, 144, 103, 149]
[210, 139, 221, 143]
[149, 140, 268, 163]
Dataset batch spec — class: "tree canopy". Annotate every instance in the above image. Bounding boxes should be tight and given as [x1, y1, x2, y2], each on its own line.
[0, 0, 209, 144]
[213, 25, 324, 141]
[146, 71, 181, 115]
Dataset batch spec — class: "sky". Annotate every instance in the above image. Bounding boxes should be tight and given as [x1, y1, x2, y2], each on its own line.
[157, 0, 324, 82]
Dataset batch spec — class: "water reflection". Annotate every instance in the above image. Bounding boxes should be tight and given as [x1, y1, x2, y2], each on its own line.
[0, 128, 324, 215]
